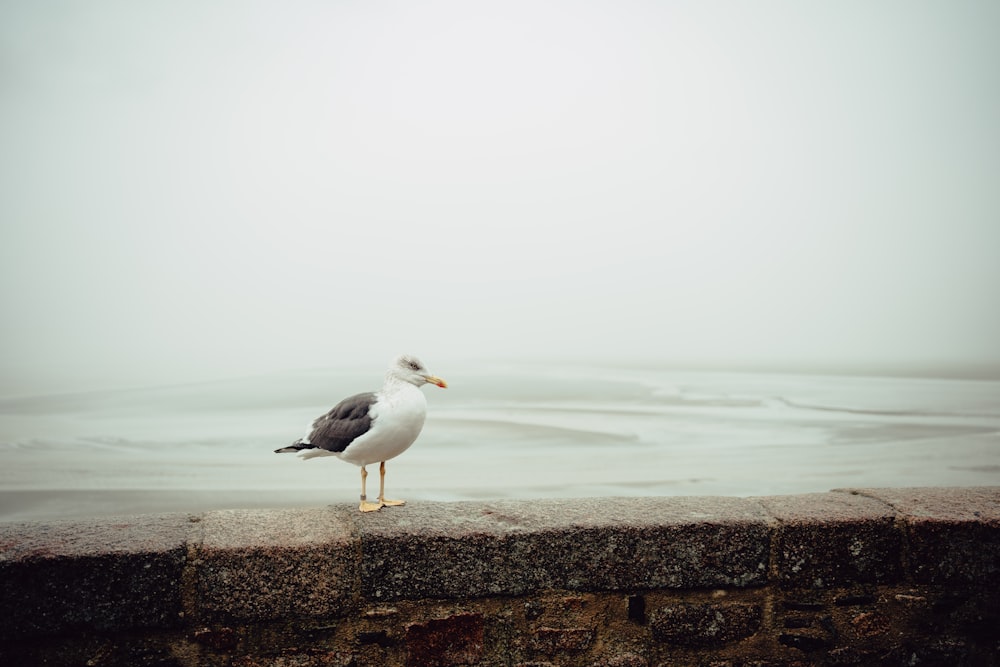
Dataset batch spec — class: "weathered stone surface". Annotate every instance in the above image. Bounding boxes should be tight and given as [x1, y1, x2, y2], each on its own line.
[850, 611, 890, 638]
[778, 632, 832, 652]
[2, 488, 999, 666]
[192, 507, 358, 622]
[759, 492, 902, 587]
[531, 626, 595, 653]
[649, 601, 762, 646]
[591, 653, 648, 667]
[404, 612, 484, 667]
[359, 497, 770, 601]
[846, 486, 1000, 585]
[230, 649, 355, 666]
[193, 626, 239, 650]
[0, 513, 193, 639]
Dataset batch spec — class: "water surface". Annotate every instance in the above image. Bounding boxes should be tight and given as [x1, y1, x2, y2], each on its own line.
[1, 363, 998, 521]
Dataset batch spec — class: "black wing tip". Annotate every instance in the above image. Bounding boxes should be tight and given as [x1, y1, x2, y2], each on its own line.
[274, 442, 315, 454]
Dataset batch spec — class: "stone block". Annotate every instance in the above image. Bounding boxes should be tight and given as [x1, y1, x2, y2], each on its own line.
[846, 487, 1000, 585]
[591, 654, 648, 667]
[191, 507, 358, 622]
[192, 626, 239, 650]
[850, 611, 890, 638]
[404, 612, 484, 667]
[531, 626, 595, 653]
[759, 492, 902, 587]
[778, 632, 832, 652]
[359, 497, 770, 601]
[649, 601, 762, 647]
[0, 513, 193, 639]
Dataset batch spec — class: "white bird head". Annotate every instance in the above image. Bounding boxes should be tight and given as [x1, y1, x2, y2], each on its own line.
[388, 354, 448, 388]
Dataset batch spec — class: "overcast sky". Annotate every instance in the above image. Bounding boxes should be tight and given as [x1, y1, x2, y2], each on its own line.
[2, 0, 999, 395]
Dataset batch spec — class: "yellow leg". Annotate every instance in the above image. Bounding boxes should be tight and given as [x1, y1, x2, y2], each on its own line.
[378, 461, 405, 507]
[359, 465, 382, 512]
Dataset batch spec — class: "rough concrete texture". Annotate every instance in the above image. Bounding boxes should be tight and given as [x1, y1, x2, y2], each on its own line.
[360, 497, 771, 600]
[649, 600, 763, 647]
[848, 486, 1000, 585]
[192, 507, 359, 623]
[758, 491, 903, 587]
[1, 488, 998, 666]
[0, 513, 194, 639]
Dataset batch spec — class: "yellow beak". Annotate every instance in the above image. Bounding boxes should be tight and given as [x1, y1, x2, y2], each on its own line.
[425, 375, 448, 388]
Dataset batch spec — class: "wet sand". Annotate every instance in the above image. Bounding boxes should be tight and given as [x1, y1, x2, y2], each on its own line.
[2, 364, 998, 522]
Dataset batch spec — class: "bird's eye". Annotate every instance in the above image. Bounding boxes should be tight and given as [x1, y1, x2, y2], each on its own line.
[408, 361, 420, 371]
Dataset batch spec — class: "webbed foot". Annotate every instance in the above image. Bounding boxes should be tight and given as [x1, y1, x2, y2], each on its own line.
[359, 500, 382, 512]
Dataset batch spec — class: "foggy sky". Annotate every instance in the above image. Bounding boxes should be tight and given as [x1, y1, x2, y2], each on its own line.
[2, 0, 999, 395]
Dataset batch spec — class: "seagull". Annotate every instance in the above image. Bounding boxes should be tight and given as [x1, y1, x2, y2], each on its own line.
[275, 354, 447, 512]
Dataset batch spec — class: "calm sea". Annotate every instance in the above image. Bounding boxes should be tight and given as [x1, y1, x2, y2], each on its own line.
[1, 363, 998, 521]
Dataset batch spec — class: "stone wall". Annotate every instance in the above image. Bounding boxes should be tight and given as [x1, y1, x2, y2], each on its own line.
[1, 487, 998, 666]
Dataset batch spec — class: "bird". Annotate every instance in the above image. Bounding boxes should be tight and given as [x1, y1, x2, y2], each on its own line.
[275, 354, 447, 512]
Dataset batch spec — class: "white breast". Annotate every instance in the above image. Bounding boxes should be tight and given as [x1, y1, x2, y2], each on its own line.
[337, 384, 427, 466]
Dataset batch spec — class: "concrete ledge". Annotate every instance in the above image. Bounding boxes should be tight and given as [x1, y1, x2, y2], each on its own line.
[360, 497, 771, 601]
[759, 491, 903, 587]
[191, 508, 360, 623]
[0, 514, 192, 639]
[850, 487, 1000, 585]
[1, 487, 999, 665]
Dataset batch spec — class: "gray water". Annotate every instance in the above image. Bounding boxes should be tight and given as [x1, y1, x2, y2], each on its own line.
[1, 363, 998, 522]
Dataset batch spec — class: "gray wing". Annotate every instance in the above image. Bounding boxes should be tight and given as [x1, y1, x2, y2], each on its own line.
[308, 391, 377, 453]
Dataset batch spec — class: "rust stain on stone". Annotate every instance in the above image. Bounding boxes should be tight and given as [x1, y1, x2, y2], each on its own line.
[404, 612, 483, 667]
